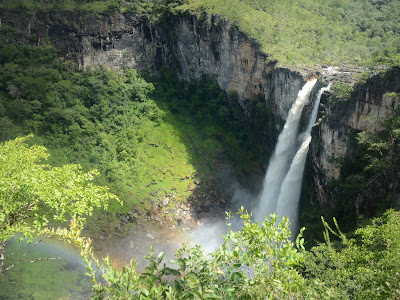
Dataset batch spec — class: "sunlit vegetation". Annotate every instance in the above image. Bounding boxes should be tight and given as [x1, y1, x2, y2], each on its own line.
[1, 134, 399, 298]
[0, 45, 270, 226]
[0, 136, 117, 298]
[174, 0, 400, 67]
[0, 0, 399, 297]
[2, 0, 398, 67]
[63, 208, 400, 299]
[0, 45, 172, 214]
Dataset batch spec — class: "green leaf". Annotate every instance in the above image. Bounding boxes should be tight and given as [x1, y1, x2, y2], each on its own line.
[162, 267, 181, 277]
[157, 251, 165, 264]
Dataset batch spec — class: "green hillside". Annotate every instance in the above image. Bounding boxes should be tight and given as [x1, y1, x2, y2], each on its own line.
[175, 0, 400, 67]
[2, 0, 399, 67]
[0, 45, 269, 225]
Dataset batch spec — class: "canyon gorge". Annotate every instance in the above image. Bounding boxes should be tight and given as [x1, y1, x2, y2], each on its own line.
[1, 2, 400, 298]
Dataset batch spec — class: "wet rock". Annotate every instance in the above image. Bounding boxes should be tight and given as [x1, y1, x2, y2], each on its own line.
[146, 233, 155, 239]
[163, 197, 169, 205]
[121, 216, 129, 223]
[181, 204, 190, 211]
[201, 206, 210, 212]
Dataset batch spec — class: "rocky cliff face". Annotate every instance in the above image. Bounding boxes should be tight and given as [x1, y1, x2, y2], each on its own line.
[2, 9, 399, 209]
[2, 11, 310, 119]
[311, 67, 400, 205]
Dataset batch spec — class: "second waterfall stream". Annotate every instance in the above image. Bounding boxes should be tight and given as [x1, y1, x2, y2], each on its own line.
[255, 78, 330, 235]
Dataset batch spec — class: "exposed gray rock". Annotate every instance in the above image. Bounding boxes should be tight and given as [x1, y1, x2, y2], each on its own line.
[3, 10, 399, 210]
[311, 67, 400, 204]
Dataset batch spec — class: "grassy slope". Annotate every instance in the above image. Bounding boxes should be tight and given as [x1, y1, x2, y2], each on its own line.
[174, 0, 400, 67]
[0, 44, 268, 227]
[1, 0, 399, 67]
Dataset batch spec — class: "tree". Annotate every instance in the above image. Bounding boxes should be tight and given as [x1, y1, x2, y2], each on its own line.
[303, 210, 400, 299]
[0, 135, 119, 275]
[67, 209, 315, 299]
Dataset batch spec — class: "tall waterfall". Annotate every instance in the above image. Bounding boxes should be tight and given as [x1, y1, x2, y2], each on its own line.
[254, 79, 317, 224]
[276, 85, 331, 233]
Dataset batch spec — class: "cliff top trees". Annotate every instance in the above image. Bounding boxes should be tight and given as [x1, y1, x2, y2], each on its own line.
[1, 0, 399, 66]
[0, 135, 119, 275]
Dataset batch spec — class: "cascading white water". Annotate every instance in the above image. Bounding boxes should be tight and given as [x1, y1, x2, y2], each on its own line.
[254, 79, 317, 224]
[276, 85, 331, 234]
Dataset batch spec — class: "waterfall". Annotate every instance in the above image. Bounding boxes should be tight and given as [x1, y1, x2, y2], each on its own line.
[276, 85, 331, 234]
[254, 79, 317, 224]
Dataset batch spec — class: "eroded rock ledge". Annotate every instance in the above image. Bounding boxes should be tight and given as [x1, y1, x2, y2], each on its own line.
[2, 9, 399, 210]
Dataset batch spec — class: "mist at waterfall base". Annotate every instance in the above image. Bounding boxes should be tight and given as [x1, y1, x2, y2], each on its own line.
[1, 82, 331, 297]
[190, 181, 256, 252]
[191, 79, 332, 248]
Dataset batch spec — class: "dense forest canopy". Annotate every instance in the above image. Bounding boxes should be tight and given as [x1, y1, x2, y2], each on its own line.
[1, 0, 399, 67]
[0, 0, 400, 298]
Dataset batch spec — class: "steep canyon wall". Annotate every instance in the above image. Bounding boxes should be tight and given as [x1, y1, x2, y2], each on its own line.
[2, 11, 308, 117]
[2, 10, 399, 209]
[312, 68, 400, 205]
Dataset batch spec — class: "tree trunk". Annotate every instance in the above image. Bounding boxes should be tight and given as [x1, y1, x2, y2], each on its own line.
[0, 241, 5, 275]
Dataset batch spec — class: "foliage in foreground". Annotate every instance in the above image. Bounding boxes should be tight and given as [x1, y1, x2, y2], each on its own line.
[66, 209, 400, 299]
[68, 211, 312, 299]
[0, 136, 118, 275]
[303, 210, 400, 299]
[1, 136, 399, 299]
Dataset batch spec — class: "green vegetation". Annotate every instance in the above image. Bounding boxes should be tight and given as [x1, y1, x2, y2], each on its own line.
[1, 136, 398, 298]
[0, 0, 141, 13]
[146, 68, 274, 174]
[303, 210, 400, 299]
[301, 111, 400, 244]
[0, 44, 270, 224]
[0, 45, 170, 214]
[0, 238, 90, 299]
[330, 82, 354, 100]
[65, 208, 400, 299]
[0, 135, 117, 275]
[1, 0, 399, 67]
[174, 0, 400, 67]
[1, 134, 399, 298]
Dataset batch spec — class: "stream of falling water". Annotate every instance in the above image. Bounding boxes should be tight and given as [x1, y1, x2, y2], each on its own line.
[254, 79, 318, 224]
[276, 85, 331, 234]
[2, 80, 331, 298]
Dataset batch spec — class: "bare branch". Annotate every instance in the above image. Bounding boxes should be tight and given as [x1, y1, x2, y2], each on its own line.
[22, 257, 60, 264]
[3, 256, 60, 274]
[0, 238, 44, 276]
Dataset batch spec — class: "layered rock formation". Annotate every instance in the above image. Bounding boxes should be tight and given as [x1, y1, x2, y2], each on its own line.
[2, 9, 399, 209]
[2, 11, 310, 118]
[311, 67, 400, 204]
